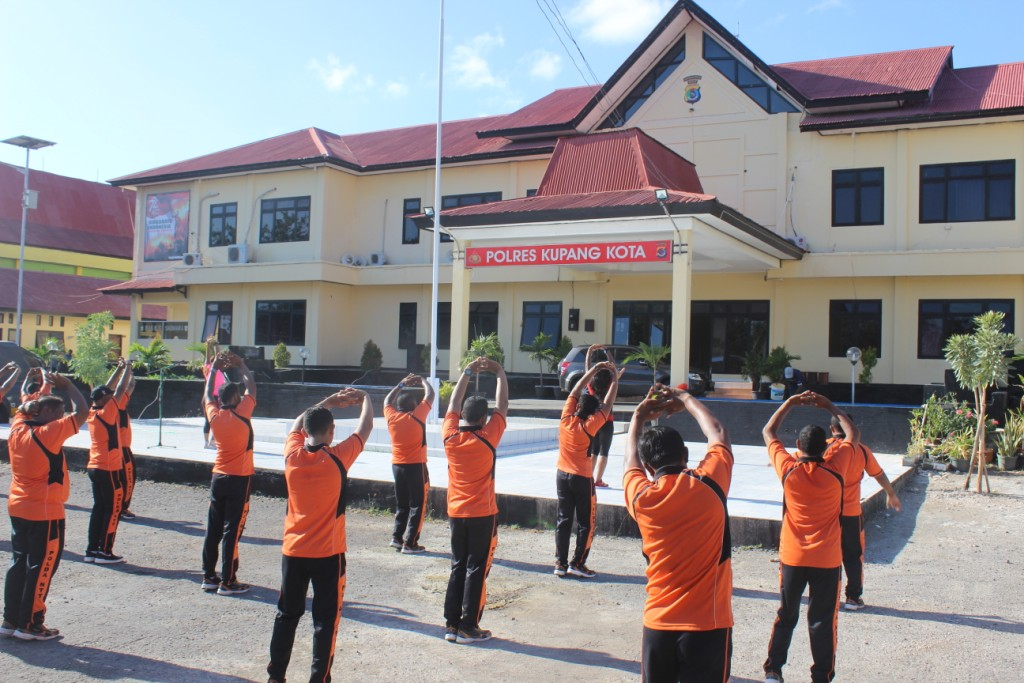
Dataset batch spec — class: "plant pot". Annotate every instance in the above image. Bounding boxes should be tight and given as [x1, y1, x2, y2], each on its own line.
[534, 385, 548, 399]
[756, 382, 771, 400]
[997, 454, 1020, 471]
[951, 457, 970, 473]
[902, 454, 922, 467]
[981, 448, 995, 465]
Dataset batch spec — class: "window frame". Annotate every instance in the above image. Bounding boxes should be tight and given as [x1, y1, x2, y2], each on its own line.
[832, 168, 884, 227]
[919, 160, 1015, 223]
[254, 299, 307, 346]
[259, 196, 311, 244]
[917, 299, 1014, 359]
[201, 301, 234, 344]
[828, 300, 882, 358]
[402, 198, 421, 245]
[209, 202, 238, 247]
[520, 301, 562, 349]
[702, 33, 798, 115]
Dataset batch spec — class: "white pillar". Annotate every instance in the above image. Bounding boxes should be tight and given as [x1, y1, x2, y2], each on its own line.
[448, 242, 471, 377]
[670, 231, 692, 387]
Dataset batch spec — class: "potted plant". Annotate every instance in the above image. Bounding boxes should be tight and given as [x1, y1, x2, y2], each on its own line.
[764, 346, 801, 400]
[995, 409, 1024, 471]
[937, 427, 974, 472]
[522, 331, 554, 398]
[741, 349, 770, 399]
[460, 333, 505, 396]
[544, 335, 574, 398]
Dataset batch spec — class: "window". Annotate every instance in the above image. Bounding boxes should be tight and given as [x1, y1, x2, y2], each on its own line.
[137, 321, 188, 340]
[469, 302, 499, 339]
[521, 301, 562, 348]
[918, 299, 1014, 359]
[613, 301, 673, 347]
[60, 317, 65, 327]
[436, 302, 452, 350]
[525, 189, 538, 198]
[36, 315, 41, 325]
[202, 301, 233, 344]
[833, 169, 883, 226]
[703, 33, 798, 114]
[48, 316, 54, 326]
[920, 160, 1015, 223]
[600, 35, 687, 128]
[690, 301, 770, 373]
[34, 331, 65, 348]
[441, 192, 502, 243]
[109, 334, 124, 356]
[402, 198, 421, 245]
[829, 300, 882, 357]
[209, 202, 238, 247]
[255, 300, 306, 345]
[398, 302, 417, 350]
[259, 196, 311, 243]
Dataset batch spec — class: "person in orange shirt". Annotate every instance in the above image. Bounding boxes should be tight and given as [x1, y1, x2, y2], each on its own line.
[584, 345, 618, 488]
[623, 384, 734, 683]
[826, 414, 901, 611]
[266, 387, 373, 683]
[116, 368, 137, 520]
[442, 356, 508, 645]
[384, 373, 435, 554]
[763, 391, 855, 683]
[4, 371, 88, 640]
[19, 366, 51, 405]
[554, 360, 617, 578]
[201, 352, 257, 596]
[85, 359, 132, 564]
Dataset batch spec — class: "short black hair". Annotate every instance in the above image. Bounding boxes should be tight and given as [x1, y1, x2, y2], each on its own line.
[638, 425, 688, 470]
[462, 395, 488, 425]
[90, 385, 113, 404]
[218, 382, 241, 406]
[397, 391, 419, 413]
[303, 405, 334, 437]
[576, 393, 601, 420]
[829, 414, 847, 437]
[798, 424, 829, 459]
[36, 395, 65, 418]
[590, 368, 612, 395]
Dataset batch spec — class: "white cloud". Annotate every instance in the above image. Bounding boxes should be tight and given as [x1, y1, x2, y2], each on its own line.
[568, 0, 672, 44]
[309, 54, 358, 91]
[524, 49, 562, 80]
[451, 32, 507, 88]
[384, 81, 409, 97]
[807, 0, 842, 13]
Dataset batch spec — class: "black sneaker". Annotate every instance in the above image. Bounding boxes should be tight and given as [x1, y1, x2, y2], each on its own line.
[401, 543, 426, 555]
[201, 575, 222, 592]
[217, 582, 250, 596]
[120, 509, 136, 520]
[455, 625, 492, 644]
[83, 550, 100, 563]
[389, 539, 403, 550]
[553, 562, 568, 577]
[444, 626, 458, 642]
[568, 563, 596, 578]
[93, 552, 125, 565]
[13, 624, 60, 641]
[843, 597, 865, 611]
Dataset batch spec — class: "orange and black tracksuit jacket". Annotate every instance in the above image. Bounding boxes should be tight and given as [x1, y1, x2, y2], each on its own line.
[385, 400, 432, 546]
[5, 414, 78, 629]
[555, 396, 608, 567]
[86, 401, 125, 554]
[268, 429, 365, 683]
[115, 394, 136, 509]
[202, 395, 256, 583]
[442, 411, 506, 630]
[825, 438, 883, 600]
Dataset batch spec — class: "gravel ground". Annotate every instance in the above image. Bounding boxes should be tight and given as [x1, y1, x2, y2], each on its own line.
[0, 465, 1021, 682]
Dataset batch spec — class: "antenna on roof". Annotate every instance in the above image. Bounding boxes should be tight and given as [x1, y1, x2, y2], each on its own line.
[736, 21, 740, 39]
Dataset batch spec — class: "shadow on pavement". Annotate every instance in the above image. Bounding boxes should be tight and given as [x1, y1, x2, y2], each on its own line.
[864, 471, 928, 565]
[0, 639, 253, 682]
[345, 601, 641, 674]
[492, 557, 645, 584]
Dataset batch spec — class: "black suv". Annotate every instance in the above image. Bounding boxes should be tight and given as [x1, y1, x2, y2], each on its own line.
[556, 345, 709, 397]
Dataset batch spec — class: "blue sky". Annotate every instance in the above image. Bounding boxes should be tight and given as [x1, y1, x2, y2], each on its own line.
[3, 0, 1022, 183]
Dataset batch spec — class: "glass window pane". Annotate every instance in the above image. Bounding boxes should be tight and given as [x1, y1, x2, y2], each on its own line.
[834, 187, 856, 225]
[921, 166, 945, 180]
[988, 178, 1013, 219]
[947, 178, 985, 221]
[950, 164, 983, 178]
[744, 85, 770, 110]
[920, 183, 945, 221]
[860, 186, 883, 223]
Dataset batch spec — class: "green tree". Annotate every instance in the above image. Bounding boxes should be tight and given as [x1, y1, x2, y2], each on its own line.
[361, 340, 383, 372]
[522, 332, 552, 386]
[622, 342, 671, 386]
[273, 342, 292, 369]
[70, 311, 116, 387]
[460, 332, 505, 368]
[128, 336, 174, 375]
[858, 346, 878, 384]
[945, 310, 1022, 493]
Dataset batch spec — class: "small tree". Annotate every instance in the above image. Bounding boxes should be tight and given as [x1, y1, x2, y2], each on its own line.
[858, 346, 878, 384]
[460, 332, 505, 368]
[185, 341, 208, 373]
[128, 336, 173, 375]
[361, 339, 383, 373]
[741, 349, 770, 392]
[945, 310, 1022, 493]
[273, 342, 292, 369]
[522, 332, 552, 386]
[70, 311, 116, 388]
[547, 335, 575, 376]
[622, 342, 671, 386]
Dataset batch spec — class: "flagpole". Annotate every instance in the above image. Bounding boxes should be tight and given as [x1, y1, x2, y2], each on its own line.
[428, 0, 444, 417]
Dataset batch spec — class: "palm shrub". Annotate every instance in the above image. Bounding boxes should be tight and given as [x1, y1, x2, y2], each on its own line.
[461, 332, 505, 368]
[944, 310, 1022, 492]
[522, 332, 553, 386]
[69, 311, 116, 388]
[128, 336, 173, 375]
[764, 346, 801, 384]
[622, 342, 671, 386]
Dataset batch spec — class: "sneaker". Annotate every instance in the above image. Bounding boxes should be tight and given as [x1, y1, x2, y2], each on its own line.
[201, 575, 222, 592]
[0, 620, 16, 636]
[13, 624, 60, 641]
[83, 550, 99, 563]
[568, 563, 596, 578]
[389, 539, 403, 550]
[764, 671, 783, 683]
[455, 626, 492, 644]
[844, 597, 866, 611]
[594, 480, 609, 488]
[93, 552, 125, 565]
[553, 562, 568, 577]
[444, 626, 458, 642]
[401, 543, 426, 555]
[120, 509, 137, 520]
[217, 582, 250, 596]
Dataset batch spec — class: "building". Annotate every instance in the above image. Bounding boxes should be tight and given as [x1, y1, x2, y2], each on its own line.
[105, 0, 1023, 386]
[0, 162, 165, 356]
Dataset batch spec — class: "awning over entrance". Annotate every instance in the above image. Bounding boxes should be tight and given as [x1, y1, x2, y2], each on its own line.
[99, 274, 179, 296]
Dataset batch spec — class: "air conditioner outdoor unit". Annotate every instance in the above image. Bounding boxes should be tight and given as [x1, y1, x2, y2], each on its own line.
[369, 252, 387, 266]
[182, 252, 202, 266]
[227, 244, 250, 264]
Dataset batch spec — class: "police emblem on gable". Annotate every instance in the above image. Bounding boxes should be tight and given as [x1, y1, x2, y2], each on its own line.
[683, 75, 702, 104]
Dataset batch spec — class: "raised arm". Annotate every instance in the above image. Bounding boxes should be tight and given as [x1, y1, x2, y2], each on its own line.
[112, 359, 131, 400]
[488, 359, 509, 420]
[811, 394, 859, 445]
[448, 360, 475, 416]
[50, 372, 88, 425]
[0, 362, 21, 399]
[237, 357, 257, 400]
[584, 344, 604, 372]
[104, 360, 125, 391]
[600, 362, 619, 417]
[421, 374, 436, 406]
[347, 388, 373, 443]
[384, 375, 410, 409]
[570, 363, 604, 399]
[205, 354, 227, 405]
[763, 392, 804, 446]
[625, 396, 668, 473]
[21, 367, 42, 400]
[661, 385, 729, 448]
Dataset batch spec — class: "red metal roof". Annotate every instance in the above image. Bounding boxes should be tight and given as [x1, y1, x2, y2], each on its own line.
[475, 85, 601, 137]
[773, 46, 952, 102]
[0, 270, 166, 319]
[98, 274, 177, 295]
[0, 163, 136, 259]
[801, 62, 1024, 129]
[537, 128, 703, 196]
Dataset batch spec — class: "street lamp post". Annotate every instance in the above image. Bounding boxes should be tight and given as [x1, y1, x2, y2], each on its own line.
[299, 347, 309, 384]
[2, 135, 56, 347]
[846, 346, 862, 404]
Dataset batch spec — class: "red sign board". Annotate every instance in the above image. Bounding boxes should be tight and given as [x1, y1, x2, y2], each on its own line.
[465, 240, 671, 268]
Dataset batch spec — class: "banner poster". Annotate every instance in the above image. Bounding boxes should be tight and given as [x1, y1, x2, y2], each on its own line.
[465, 239, 672, 268]
[143, 191, 190, 261]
